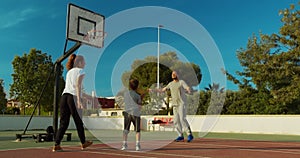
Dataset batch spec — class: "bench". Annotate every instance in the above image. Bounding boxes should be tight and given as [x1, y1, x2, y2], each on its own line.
[148, 117, 174, 131]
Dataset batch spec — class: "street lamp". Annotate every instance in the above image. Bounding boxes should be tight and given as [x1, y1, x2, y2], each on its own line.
[157, 25, 163, 89]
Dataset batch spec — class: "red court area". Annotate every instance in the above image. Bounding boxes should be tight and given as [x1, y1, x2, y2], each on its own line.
[2, 138, 300, 158]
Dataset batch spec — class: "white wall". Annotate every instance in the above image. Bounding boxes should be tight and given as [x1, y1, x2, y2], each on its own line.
[1, 115, 300, 136]
[187, 115, 300, 136]
[0, 115, 75, 131]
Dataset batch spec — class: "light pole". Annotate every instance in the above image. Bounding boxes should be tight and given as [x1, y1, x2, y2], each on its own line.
[92, 90, 95, 109]
[157, 25, 163, 89]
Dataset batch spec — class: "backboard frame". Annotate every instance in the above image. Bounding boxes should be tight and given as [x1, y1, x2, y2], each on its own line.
[66, 3, 105, 48]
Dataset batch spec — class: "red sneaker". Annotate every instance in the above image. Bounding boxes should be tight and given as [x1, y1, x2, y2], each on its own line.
[52, 145, 63, 152]
[81, 141, 93, 150]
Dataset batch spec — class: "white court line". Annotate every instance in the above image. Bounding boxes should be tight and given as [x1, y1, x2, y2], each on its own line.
[0, 146, 50, 152]
[0, 142, 88, 152]
[67, 146, 157, 158]
[238, 148, 300, 156]
[137, 151, 211, 158]
[82, 146, 212, 158]
[204, 139, 300, 152]
[205, 137, 300, 147]
[83, 150, 157, 158]
[171, 140, 300, 156]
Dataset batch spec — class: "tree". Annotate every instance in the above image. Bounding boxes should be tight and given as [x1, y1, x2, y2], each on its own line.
[0, 79, 7, 112]
[224, 3, 300, 114]
[204, 83, 225, 114]
[122, 52, 202, 89]
[10, 48, 64, 115]
[204, 83, 225, 93]
[196, 90, 209, 115]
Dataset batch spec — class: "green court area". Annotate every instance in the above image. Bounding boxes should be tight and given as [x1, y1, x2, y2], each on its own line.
[203, 132, 300, 142]
[1, 130, 300, 150]
[0, 130, 100, 150]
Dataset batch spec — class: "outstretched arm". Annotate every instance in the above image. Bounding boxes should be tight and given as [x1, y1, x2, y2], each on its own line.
[161, 87, 168, 92]
[148, 86, 167, 93]
[186, 86, 191, 94]
[181, 80, 191, 94]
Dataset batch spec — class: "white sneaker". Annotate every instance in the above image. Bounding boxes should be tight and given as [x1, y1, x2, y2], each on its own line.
[121, 143, 127, 150]
[136, 143, 141, 151]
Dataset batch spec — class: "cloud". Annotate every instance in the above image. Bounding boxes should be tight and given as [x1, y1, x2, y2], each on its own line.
[0, 7, 38, 29]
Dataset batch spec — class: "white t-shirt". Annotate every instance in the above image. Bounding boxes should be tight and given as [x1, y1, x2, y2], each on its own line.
[62, 67, 85, 96]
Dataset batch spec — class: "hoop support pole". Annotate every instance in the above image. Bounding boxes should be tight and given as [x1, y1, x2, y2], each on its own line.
[53, 41, 81, 134]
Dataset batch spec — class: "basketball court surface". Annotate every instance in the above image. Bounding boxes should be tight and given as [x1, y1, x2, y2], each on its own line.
[2, 137, 300, 158]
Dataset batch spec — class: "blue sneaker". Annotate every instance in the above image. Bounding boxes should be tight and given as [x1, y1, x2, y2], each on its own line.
[175, 136, 184, 142]
[187, 135, 194, 142]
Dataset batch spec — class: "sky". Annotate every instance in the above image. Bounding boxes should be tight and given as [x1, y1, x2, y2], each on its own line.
[0, 0, 297, 98]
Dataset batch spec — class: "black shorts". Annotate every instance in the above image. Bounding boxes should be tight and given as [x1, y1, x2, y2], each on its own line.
[123, 111, 141, 132]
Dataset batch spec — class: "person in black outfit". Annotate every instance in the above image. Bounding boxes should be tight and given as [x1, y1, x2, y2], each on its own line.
[52, 54, 92, 152]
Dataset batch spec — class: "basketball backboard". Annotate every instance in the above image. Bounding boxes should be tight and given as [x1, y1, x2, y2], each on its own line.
[67, 3, 105, 48]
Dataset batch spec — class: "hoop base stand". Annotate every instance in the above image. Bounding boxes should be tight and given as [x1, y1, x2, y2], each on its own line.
[15, 133, 34, 141]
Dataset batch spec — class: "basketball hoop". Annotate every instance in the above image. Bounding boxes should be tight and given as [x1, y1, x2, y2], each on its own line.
[67, 3, 105, 48]
[83, 30, 107, 42]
